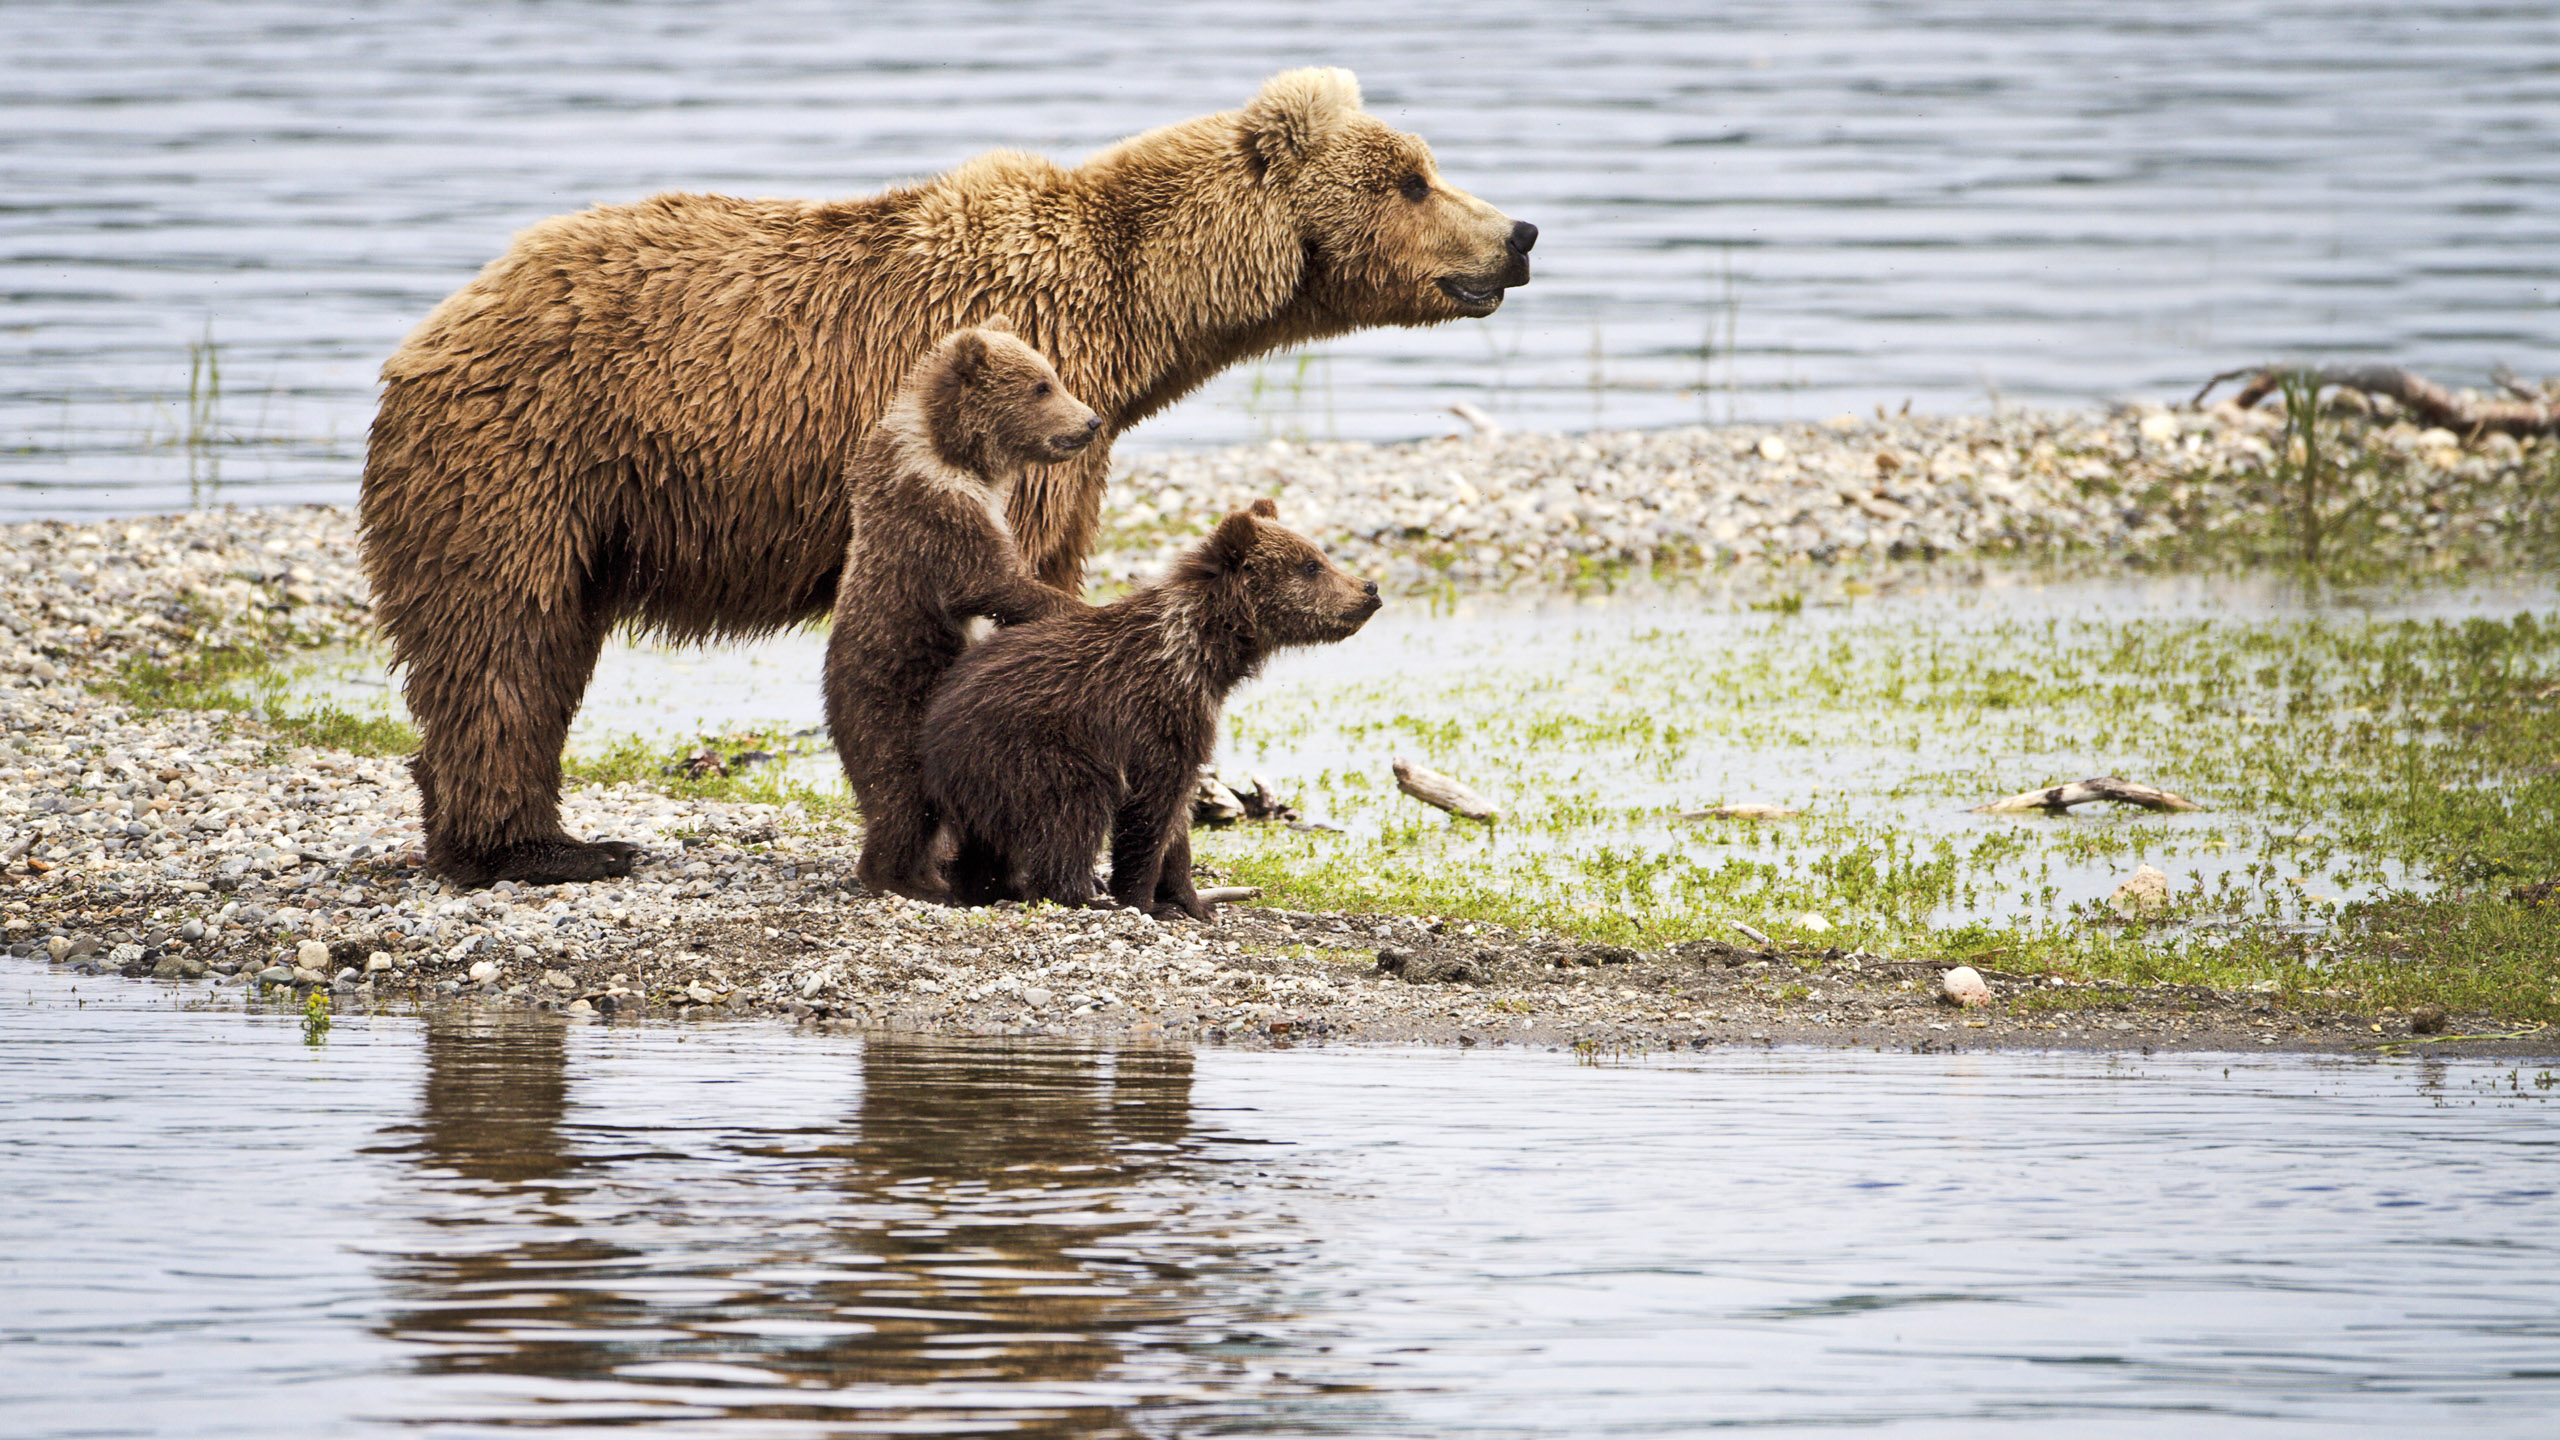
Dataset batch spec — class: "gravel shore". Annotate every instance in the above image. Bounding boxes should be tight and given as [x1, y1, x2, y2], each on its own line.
[3, 407, 2551, 1054]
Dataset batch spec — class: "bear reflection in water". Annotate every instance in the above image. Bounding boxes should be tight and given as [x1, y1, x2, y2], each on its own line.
[372, 1021, 1283, 1430]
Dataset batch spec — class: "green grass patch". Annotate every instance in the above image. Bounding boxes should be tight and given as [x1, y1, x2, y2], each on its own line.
[1196, 581, 2560, 1017]
[110, 641, 418, 757]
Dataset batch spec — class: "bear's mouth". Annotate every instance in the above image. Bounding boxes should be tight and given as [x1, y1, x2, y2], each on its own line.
[1047, 428, 1099, 457]
[1437, 276, 1507, 316]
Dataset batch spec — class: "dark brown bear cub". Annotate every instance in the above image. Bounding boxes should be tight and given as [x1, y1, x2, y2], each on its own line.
[825, 320, 1099, 901]
[918, 500, 1380, 920]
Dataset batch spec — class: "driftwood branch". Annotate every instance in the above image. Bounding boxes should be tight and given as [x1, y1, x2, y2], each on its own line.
[2191, 364, 2560, 436]
[1393, 756, 1500, 823]
[1970, 776, 2201, 814]
[1447, 400, 1504, 440]
[1192, 769, 1306, 826]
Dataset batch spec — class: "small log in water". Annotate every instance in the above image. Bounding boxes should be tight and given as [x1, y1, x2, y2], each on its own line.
[1970, 776, 2201, 814]
[1393, 757, 1500, 823]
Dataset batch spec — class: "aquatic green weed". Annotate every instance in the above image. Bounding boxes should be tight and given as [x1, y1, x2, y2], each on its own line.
[1198, 587, 2560, 1016]
[111, 638, 417, 757]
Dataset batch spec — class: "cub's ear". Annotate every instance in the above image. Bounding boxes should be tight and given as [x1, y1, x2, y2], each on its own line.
[1202, 509, 1262, 573]
[1241, 67, 1361, 175]
[1246, 497, 1280, 519]
[946, 331, 989, 379]
[978, 313, 1013, 334]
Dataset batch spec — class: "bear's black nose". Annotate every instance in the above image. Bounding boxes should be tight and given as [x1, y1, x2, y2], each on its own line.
[1084, 414, 1103, 432]
[1362, 580, 1380, 598]
[1509, 220, 1538, 254]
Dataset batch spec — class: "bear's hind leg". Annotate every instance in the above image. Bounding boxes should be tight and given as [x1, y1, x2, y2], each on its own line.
[403, 598, 633, 888]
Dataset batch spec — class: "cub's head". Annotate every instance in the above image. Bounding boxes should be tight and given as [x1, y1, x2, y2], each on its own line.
[1184, 497, 1382, 649]
[1238, 67, 1535, 326]
[919, 317, 1103, 474]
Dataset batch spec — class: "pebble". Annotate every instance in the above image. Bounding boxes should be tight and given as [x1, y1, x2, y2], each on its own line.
[1939, 966, 1993, 1008]
[295, 939, 330, 969]
[1088, 406, 2550, 590]
[2110, 865, 2172, 918]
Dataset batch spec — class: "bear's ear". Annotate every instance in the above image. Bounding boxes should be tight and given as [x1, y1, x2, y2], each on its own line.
[1246, 497, 1279, 519]
[946, 331, 989, 380]
[978, 313, 1013, 334]
[1202, 509, 1262, 573]
[1242, 67, 1362, 175]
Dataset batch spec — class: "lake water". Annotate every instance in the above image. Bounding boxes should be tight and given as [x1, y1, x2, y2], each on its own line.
[5, 0, 2558, 518]
[3, 957, 2556, 1437]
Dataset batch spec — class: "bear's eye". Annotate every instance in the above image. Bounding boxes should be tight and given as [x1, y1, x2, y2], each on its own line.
[1031, 381, 1052, 397]
[1299, 558, 1322, 578]
[1399, 173, 1430, 203]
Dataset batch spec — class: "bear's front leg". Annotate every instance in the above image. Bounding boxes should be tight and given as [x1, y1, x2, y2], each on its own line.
[1151, 823, 1211, 922]
[1108, 786, 1207, 922]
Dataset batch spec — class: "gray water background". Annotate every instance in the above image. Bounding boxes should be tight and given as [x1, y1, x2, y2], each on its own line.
[4, 957, 2557, 1438]
[6, 0, 2559, 518]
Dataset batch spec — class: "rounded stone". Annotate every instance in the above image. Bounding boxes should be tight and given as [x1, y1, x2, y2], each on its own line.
[1939, 966, 1992, 1009]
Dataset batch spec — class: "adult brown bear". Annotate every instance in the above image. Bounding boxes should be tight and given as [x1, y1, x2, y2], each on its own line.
[361, 67, 1533, 887]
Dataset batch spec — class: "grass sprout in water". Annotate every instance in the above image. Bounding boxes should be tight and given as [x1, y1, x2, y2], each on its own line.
[1201, 589, 2560, 1016]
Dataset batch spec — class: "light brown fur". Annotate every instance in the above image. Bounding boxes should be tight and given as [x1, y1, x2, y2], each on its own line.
[360, 67, 1533, 886]
[823, 321, 1096, 902]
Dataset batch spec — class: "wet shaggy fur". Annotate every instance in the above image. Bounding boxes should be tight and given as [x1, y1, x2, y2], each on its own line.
[918, 500, 1381, 920]
[360, 67, 1534, 887]
[824, 322, 1098, 903]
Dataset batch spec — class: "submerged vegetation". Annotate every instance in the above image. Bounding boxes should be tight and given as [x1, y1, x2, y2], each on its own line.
[1200, 580, 2560, 1018]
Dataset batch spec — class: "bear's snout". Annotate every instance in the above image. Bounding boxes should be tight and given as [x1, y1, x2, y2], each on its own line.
[1049, 412, 1104, 455]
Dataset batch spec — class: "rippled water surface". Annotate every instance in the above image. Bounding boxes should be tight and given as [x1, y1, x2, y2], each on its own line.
[4, 0, 2557, 517]
[5, 958, 2556, 1437]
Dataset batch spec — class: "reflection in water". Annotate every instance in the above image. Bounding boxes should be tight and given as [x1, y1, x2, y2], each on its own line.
[6, 958, 2557, 1438]
[372, 1021, 1307, 1436]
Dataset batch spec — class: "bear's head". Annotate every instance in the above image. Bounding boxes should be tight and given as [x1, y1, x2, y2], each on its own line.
[1239, 68, 1536, 326]
[1184, 496, 1382, 650]
[922, 317, 1104, 474]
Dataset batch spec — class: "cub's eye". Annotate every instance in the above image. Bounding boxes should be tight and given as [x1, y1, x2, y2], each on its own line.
[1299, 558, 1322, 577]
[1032, 381, 1052, 397]
[1399, 173, 1430, 203]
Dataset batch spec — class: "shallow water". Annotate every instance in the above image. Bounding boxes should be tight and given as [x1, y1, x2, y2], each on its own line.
[274, 568, 2560, 927]
[6, 0, 2559, 517]
[3, 957, 2556, 1437]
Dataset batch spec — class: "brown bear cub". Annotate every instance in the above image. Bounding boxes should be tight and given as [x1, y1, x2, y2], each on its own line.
[824, 320, 1100, 901]
[918, 500, 1380, 920]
